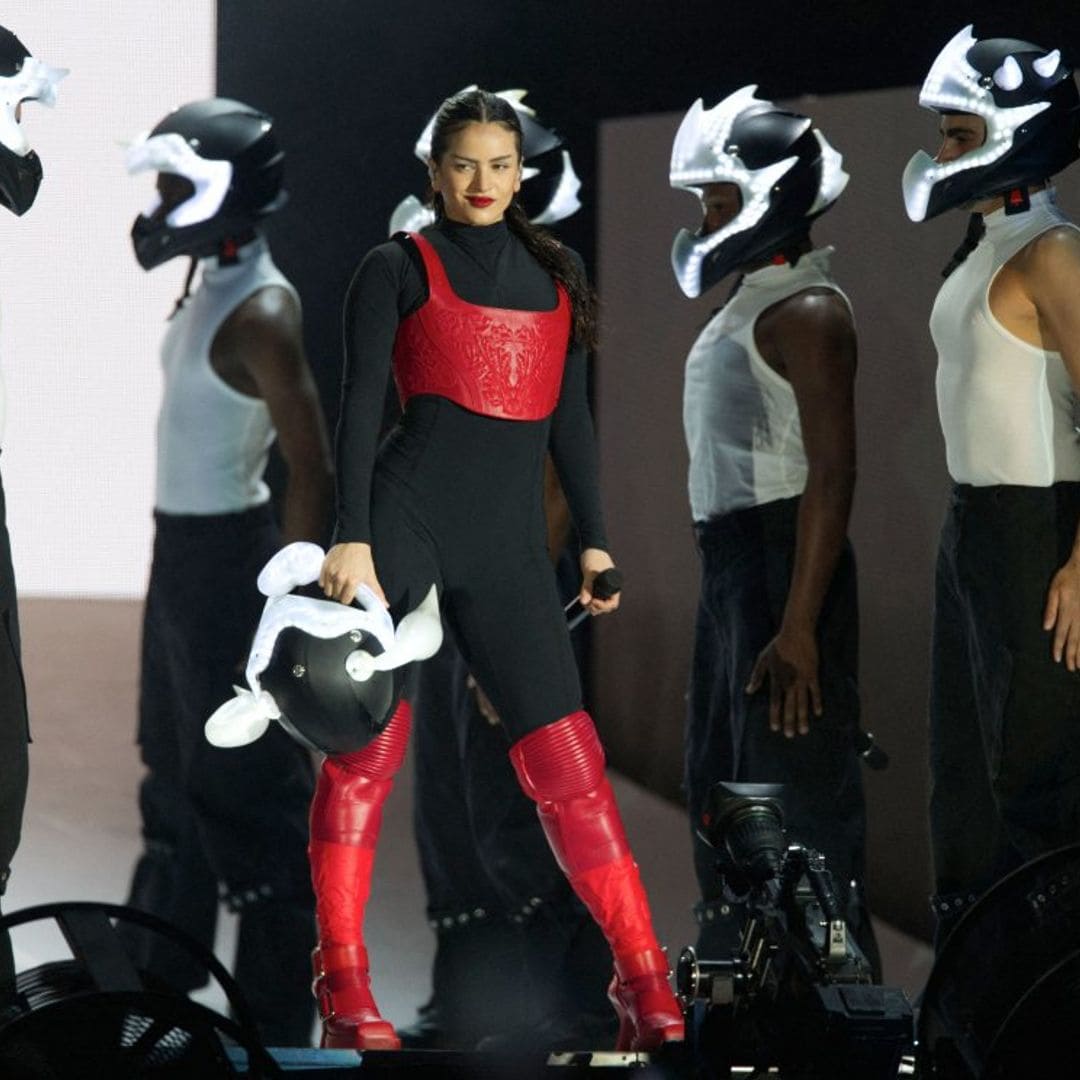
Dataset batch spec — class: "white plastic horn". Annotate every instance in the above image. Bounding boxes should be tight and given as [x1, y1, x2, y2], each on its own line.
[345, 585, 442, 682]
[993, 56, 1023, 92]
[1033, 50, 1061, 79]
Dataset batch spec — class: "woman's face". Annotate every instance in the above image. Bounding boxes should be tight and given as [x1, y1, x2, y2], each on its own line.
[430, 121, 522, 226]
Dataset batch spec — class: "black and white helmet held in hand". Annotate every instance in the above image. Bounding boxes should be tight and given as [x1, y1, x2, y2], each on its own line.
[903, 25, 1080, 222]
[0, 25, 66, 216]
[205, 543, 443, 756]
[670, 85, 848, 298]
[388, 86, 582, 234]
[126, 97, 287, 270]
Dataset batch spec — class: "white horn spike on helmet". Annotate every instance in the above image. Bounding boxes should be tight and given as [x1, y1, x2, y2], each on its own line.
[1034, 50, 1062, 80]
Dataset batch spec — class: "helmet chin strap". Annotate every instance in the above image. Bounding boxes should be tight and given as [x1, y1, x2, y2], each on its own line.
[166, 227, 259, 319]
[942, 212, 987, 278]
[940, 182, 1042, 279]
[771, 238, 810, 268]
[168, 257, 199, 321]
[748, 230, 812, 273]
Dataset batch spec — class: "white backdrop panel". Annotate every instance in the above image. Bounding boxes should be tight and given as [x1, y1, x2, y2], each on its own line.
[1, 1, 215, 597]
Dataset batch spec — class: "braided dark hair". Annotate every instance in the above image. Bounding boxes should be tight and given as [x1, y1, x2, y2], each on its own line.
[428, 88, 597, 349]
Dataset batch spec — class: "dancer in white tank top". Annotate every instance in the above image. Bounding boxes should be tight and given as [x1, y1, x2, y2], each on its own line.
[121, 99, 333, 1046]
[904, 24, 1080, 949]
[671, 87, 880, 979]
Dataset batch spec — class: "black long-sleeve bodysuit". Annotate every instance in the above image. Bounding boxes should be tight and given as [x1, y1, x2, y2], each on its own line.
[336, 218, 606, 741]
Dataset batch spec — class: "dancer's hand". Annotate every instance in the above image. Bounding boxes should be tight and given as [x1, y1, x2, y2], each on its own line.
[1044, 558, 1080, 670]
[746, 625, 821, 738]
[319, 542, 388, 607]
[579, 548, 620, 616]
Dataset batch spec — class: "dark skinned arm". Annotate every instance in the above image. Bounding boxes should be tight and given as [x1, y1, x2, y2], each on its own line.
[1016, 227, 1080, 669]
[744, 287, 857, 737]
[210, 285, 333, 545]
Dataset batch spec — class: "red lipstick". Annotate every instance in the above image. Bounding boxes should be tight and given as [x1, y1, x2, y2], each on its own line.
[466, 196, 495, 208]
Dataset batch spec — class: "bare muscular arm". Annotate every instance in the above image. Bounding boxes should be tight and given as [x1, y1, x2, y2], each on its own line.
[745, 287, 858, 736]
[211, 285, 333, 545]
[1014, 228, 1080, 669]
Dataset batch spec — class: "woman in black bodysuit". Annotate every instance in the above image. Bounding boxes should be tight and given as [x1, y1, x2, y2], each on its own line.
[311, 89, 683, 1053]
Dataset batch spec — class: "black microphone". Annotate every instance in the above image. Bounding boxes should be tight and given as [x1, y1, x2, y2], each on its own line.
[565, 568, 624, 631]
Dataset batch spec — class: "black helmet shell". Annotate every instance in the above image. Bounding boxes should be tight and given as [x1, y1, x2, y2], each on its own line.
[670, 87, 848, 297]
[130, 97, 287, 269]
[260, 626, 396, 756]
[0, 24, 56, 216]
[903, 26, 1080, 221]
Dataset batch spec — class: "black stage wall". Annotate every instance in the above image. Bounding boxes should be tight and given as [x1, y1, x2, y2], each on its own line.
[217, 0, 1080, 423]
[218, 1, 1080, 942]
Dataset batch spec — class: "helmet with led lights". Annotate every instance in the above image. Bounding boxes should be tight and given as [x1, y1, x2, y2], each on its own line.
[388, 85, 582, 234]
[903, 25, 1080, 222]
[126, 97, 287, 270]
[0, 24, 66, 216]
[669, 85, 848, 298]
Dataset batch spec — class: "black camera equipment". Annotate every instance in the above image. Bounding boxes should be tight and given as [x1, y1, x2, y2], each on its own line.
[0, 901, 281, 1078]
[917, 842, 1080, 1079]
[677, 782, 913, 1079]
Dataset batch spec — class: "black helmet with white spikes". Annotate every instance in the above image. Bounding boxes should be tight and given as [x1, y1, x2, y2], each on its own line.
[126, 97, 287, 270]
[903, 25, 1080, 221]
[0, 25, 65, 216]
[669, 86, 848, 298]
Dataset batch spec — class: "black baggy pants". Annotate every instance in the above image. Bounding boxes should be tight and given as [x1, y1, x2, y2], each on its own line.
[929, 483, 1080, 944]
[0, 458, 27, 897]
[685, 496, 878, 971]
[125, 505, 316, 1045]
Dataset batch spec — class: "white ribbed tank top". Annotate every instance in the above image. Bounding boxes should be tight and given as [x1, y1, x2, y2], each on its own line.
[683, 247, 850, 521]
[931, 188, 1080, 486]
[156, 235, 298, 514]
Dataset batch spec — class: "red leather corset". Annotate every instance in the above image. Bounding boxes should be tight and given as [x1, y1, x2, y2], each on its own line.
[391, 232, 572, 420]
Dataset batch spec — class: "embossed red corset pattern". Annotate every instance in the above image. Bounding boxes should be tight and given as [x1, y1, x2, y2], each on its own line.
[391, 232, 572, 421]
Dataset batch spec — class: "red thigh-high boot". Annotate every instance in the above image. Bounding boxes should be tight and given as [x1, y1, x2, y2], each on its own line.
[309, 700, 411, 1050]
[509, 711, 684, 1051]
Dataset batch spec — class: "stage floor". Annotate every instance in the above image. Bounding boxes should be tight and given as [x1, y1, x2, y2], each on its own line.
[4, 597, 933, 1042]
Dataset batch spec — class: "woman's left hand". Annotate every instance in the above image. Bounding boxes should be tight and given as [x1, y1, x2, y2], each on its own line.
[579, 548, 621, 616]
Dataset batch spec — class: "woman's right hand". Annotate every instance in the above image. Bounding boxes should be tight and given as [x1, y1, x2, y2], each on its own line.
[319, 542, 388, 607]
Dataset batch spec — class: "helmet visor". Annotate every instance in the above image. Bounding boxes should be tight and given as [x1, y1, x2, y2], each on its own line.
[126, 131, 233, 227]
[902, 100, 1048, 221]
[670, 157, 796, 298]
